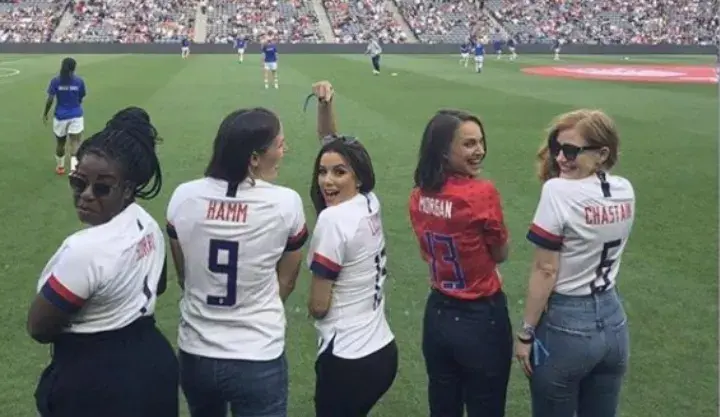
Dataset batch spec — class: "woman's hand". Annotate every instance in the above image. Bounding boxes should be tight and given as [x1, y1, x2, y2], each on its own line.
[312, 81, 334, 103]
[515, 337, 533, 377]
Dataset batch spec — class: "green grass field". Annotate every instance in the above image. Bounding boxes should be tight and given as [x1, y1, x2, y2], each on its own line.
[0, 53, 716, 417]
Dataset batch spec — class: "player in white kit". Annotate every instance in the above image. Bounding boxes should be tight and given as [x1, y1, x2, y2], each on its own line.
[307, 81, 398, 417]
[28, 108, 178, 417]
[166, 107, 307, 417]
[515, 109, 635, 417]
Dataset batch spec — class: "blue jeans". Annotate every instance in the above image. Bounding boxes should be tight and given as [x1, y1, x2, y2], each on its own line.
[530, 288, 629, 417]
[179, 350, 288, 417]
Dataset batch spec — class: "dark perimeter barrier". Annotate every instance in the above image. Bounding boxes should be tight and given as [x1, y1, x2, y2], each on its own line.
[0, 42, 715, 55]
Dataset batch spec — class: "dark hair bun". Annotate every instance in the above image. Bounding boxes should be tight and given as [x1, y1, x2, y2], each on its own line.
[106, 106, 160, 149]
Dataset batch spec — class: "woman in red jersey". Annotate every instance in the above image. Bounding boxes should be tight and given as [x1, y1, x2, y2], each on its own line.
[408, 109, 512, 417]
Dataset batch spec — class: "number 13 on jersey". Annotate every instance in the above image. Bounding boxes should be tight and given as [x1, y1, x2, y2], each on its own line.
[424, 232, 466, 290]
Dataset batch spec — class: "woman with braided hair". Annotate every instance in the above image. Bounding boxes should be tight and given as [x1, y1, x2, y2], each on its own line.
[27, 106, 179, 417]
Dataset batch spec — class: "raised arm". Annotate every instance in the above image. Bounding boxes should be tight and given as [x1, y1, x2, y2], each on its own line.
[311, 81, 337, 140]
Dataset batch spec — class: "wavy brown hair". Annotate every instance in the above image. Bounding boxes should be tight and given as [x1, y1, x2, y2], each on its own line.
[536, 109, 619, 183]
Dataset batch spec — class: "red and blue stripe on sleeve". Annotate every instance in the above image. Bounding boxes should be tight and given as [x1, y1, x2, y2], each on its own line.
[310, 253, 341, 281]
[285, 225, 309, 252]
[526, 224, 563, 251]
[40, 275, 85, 314]
[166, 220, 178, 239]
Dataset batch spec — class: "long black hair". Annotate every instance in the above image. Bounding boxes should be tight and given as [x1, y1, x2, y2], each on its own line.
[204, 107, 280, 192]
[413, 109, 486, 193]
[77, 106, 163, 201]
[59, 57, 76, 85]
[310, 136, 376, 215]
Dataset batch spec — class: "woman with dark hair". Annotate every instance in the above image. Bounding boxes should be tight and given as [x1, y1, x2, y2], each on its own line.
[516, 109, 634, 417]
[306, 81, 398, 417]
[28, 107, 178, 417]
[166, 107, 308, 417]
[43, 57, 86, 175]
[408, 110, 512, 417]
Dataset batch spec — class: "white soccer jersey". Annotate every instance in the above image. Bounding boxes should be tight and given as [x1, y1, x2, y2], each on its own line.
[167, 177, 308, 361]
[37, 203, 166, 333]
[308, 192, 394, 360]
[527, 174, 635, 296]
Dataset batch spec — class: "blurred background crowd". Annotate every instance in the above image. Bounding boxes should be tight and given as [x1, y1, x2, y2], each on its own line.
[1, 0, 717, 45]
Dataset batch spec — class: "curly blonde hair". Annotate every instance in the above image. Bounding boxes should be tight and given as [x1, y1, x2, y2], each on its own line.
[536, 109, 619, 183]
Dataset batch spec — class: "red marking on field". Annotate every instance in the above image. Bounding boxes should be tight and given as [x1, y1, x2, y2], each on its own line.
[522, 64, 717, 84]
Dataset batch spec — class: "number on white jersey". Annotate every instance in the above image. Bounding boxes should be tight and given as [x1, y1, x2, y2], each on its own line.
[373, 246, 388, 310]
[207, 239, 240, 307]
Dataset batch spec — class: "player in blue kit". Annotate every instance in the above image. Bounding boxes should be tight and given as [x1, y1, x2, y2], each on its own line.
[553, 38, 561, 60]
[460, 41, 471, 67]
[235, 36, 247, 63]
[506, 38, 518, 60]
[262, 37, 279, 89]
[43, 57, 86, 175]
[181, 37, 190, 59]
[474, 41, 485, 73]
[493, 38, 503, 59]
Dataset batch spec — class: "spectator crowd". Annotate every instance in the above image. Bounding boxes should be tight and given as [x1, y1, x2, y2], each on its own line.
[1, 0, 717, 45]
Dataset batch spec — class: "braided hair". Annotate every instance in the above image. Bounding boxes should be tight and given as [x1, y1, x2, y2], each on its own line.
[59, 57, 76, 85]
[77, 106, 163, 201]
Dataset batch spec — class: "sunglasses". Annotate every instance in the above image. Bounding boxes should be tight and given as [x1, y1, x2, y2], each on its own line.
[69, 175, 118, 198]
[321, 134, 359, 146]
[548, 139, 602, 162]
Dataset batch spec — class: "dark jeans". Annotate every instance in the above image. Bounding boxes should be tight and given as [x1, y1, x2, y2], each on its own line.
[371, 55, 381, 71]
[35, 316, 179, 417]
[422, 289, 513, 417]
[530, 288, 629, 417]
[179, 350, 288, 417]
[315, 338, 398, 417]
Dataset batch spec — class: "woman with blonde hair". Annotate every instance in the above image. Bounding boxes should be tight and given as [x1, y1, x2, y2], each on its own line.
[516, 109, 635, 417]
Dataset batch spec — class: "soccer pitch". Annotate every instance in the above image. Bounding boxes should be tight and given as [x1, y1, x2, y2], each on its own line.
[0, 53, 716, 417]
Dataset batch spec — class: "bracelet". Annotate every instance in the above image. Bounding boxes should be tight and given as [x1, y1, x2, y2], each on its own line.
[521, 321, 535, 336]
[516, 331, 534, 344]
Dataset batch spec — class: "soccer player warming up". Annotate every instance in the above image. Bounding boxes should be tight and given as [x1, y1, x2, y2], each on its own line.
[515, 110, 635, 417]
[409, 110, 512, 417]
[181, 36, 191, 59]
[236, 36, 246, 63]
[28, 107, 179, 417]
[307, 80, 398, 417]
[366, 38, 382, 75]
[262, 37, 279, 89]
[43, 57, 86, 175]
[460, 40, 471, 67]
[474, 41, 485, 73]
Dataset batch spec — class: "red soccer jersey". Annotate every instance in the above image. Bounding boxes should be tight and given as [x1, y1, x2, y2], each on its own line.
[408, 175, 508, 300]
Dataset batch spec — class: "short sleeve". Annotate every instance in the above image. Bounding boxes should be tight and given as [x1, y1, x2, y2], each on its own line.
[165, 186, 184, 239]
[46, 78, 57, 96]
[79, 80, 86, 99]
[526, 180, 565, 251]
[308, 213, 345, 281]
[471, 181, 509, 247]
[284, 191, 309, 252]
[39, 244, 96, 314]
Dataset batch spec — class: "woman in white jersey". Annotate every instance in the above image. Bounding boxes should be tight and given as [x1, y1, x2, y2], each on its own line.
[307, 80, 398, 417]
[166, 107, 308, 417]
[28, 107, 179, 417]
[515, 109, 635, 417]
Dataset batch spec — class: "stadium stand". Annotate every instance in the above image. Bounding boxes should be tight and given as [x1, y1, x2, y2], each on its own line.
[55, 0, 196, 43]
[1, 0, 67, 42]
[0, 0, 717, 44]
[323, 0, 408, 44]
[204, 0, 323, 44]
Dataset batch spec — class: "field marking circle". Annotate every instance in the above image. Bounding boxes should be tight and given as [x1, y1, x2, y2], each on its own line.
[0, 67, 20, 78]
